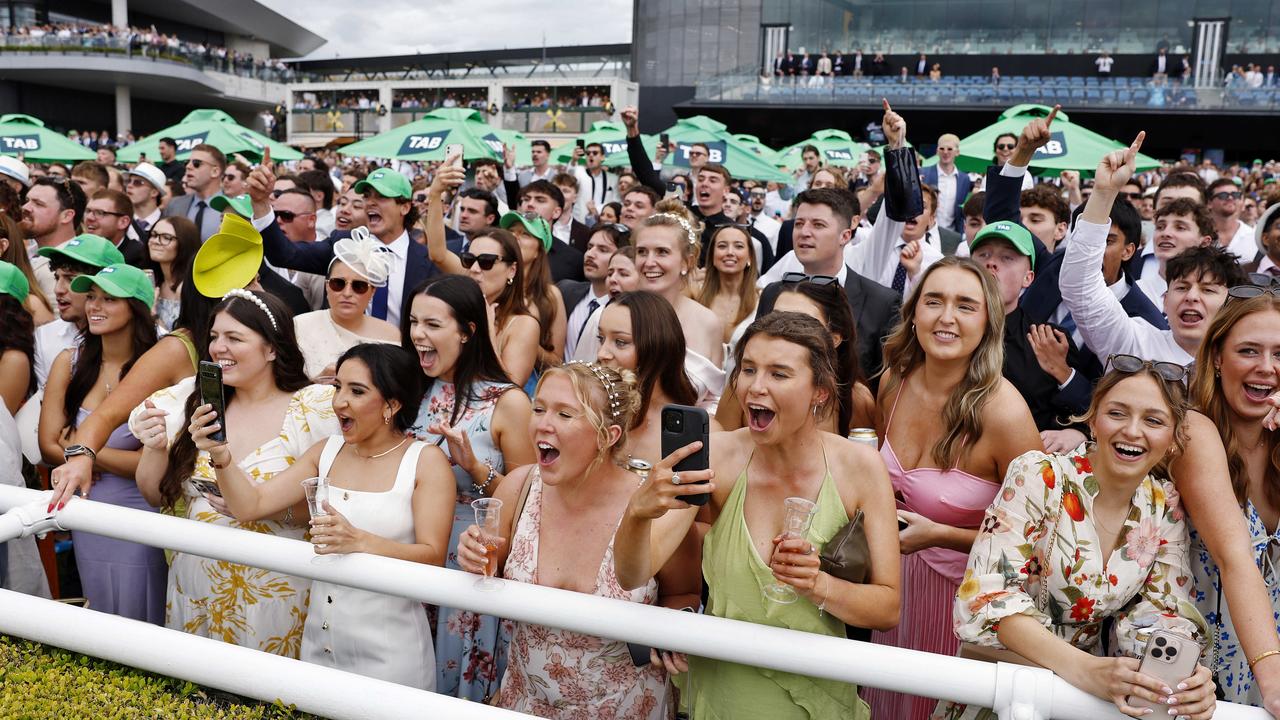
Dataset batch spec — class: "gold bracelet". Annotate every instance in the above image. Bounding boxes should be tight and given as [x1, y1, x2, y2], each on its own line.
[1250, 649, 1280, 669]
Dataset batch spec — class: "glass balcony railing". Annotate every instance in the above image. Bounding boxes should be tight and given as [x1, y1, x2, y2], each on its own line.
[694, 75, 1280, 112]
[0, 33, 307, 83]
[499, 107, 613, 134]
[289, 109, 383, 135]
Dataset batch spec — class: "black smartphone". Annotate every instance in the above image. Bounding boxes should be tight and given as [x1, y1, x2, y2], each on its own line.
[575, 138, 585, 149]
[626, 641, 652, 667]
[197, 360, 227, 443]
[191, 478, 223, 497]
[659, 132, 669, 147]
[660, 404, 710, 506]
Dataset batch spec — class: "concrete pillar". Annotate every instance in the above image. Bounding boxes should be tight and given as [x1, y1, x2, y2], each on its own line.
[378, 86, 393, 133]
[110, 0, 128, 28]
[115, 85, 132, 138]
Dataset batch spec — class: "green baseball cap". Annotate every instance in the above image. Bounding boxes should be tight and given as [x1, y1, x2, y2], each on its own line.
[0, 260, 29, 303]
[971, 221, 1036, 270]
[354, 167, 412, 200]
[37, 233, 125, 270]
[70, 264, 156, 310]
[209, 193, 254, 220]
[499, 211, 553, 252]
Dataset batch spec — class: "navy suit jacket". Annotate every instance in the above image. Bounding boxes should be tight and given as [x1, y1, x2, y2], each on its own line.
[919, 165, 973, 233]
[259, 221, 441, 322]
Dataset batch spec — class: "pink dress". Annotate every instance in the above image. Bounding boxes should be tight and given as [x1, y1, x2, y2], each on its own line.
[864, 379, 1000, 720]
[498, 468, 672, 720]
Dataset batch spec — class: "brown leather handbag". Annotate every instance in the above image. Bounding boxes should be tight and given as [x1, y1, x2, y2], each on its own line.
[819, 509, 870, 584]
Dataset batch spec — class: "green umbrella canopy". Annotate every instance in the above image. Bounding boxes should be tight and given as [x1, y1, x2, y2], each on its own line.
[941, 104, 1159, 177]
[778, 129, 869, 171]
[0, 114, 95, 163]
[487, 126, 532, 167]
[339, 107, 506, 161]
[659, 116, 791, 183]
[553, 120, 657, 166]
[732, 133, 781, 166]
[116, 109, 302, 163]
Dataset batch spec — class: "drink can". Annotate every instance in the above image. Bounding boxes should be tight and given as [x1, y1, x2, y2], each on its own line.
[627, 458, 652, 481]
[848, 428, 878, 447]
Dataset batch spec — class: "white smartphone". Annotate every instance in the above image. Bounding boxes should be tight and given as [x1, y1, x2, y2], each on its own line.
[1125, 630, 1202, 711]
[444, 143, 464, 169]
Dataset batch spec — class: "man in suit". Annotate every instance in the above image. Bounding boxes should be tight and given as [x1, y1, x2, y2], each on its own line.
[247, 163, 440, 329]
[920, 133, 973, 233]
[163, 143, 225, 242]
[83, 189, 145, 267]
[558, 225, 625, 359]
[513, 179, 586, 282]
[573, 142, 617, 223]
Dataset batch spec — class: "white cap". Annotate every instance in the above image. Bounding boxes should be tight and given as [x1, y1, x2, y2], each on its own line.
[0, 156, 31, 188]
[126, 162, 166, 194]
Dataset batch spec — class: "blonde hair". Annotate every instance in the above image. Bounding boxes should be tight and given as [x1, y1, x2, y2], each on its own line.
[637, 198, 703, 268]
[1075, 369, 1189, 481]
[536, 362, 642, 469]
[879, 256, 1006, 469]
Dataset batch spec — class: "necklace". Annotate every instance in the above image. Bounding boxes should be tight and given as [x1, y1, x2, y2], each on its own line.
[352, 436, 408, 460]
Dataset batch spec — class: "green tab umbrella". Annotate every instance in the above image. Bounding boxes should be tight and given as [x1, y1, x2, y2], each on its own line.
[338, 107, 505, 161]
[0, 114, 95, 163]
[553, 120, 657, 166]
[116, 109, 302, 163]
[931, 104, 1159, 177]
[657, 116, 791, 183]
[778, 129, 869, 171]
[732, 133, 781, 166]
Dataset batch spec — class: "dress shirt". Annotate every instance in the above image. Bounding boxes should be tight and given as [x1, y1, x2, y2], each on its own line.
[935, 166, 959, 230]
[380, 231, 410, 328]
[1223, 221, 1257, 262]
[564, 287, 610, 360]
[1060, 218, 1192, 365]
[33, 319, 80, 391]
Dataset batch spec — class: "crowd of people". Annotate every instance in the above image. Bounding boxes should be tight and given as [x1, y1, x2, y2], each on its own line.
[1, 94, 1280, 720]
[2, 21, 293, 82]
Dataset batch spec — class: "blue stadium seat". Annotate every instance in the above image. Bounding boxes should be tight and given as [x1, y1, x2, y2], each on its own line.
[1070, 88, 1085, 100]
[1086, 89, 1101, 102]
[1133, 89, 1149, 103]
[1070, 76, 1085, 85]
[1101, 89, 1116, 101]
[1085, 77, 1099, 86]
[1116, 90, 1131, 103]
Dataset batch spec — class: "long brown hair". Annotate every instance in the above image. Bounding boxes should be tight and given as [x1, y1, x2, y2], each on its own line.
[1190, 294, 1280, 505]
[470, 227, 532, 333]
[611, 291, 696, 425]
[696, 224, 759, 329]
[158, 292, 310, 509]
[879, 256, 1006, 468]
[731, 312, 838, 420]
[1075, 368, 1189, 481]
[518, 230, 559, 356]
[0, 213, 50, 311]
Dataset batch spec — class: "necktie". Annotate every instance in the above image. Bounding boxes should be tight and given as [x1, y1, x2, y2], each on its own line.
[193, 200, 207, 238]
[371, 284, 389, 320]
[139, 218, 150, 231]
[891, 261, 908, 296]
[576, 299, 600, 343]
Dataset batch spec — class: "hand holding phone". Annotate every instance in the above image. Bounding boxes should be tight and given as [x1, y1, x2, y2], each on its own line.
[444, 143, 464, 170]
[1124, 630, 1203, 712]
[660, 404, 711, 506]
[198, 360, 228, 443]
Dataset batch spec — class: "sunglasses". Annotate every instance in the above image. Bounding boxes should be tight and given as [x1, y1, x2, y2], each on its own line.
[995, 143, 1017, 151]
[459, 252, 511, 271]
[1121, 192, 1144, 200]
[413, 193, 429, 203]
[327, 277, 372, 294]
[1105, 353, 1188, 383]
[1228, 274, 1280, 300]
[607, 223, 631, 234]
[276, 210, 315, 223]
[126, 177, 152, 188]
[187, 158, 207, 169]
[781, 272, 839, 287]
[271, 189, 287, 198]
[222, 172, 240, 182]
[1212, 191, 1243, 201]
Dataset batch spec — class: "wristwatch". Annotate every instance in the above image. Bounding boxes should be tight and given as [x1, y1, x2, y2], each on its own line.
[63, 444, 97, 462]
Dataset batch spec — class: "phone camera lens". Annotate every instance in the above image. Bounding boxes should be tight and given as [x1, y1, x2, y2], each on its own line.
[663, 413, 683, 433]
[1152, 648, 1164, 659]
[1155, 636, 1167, 647]
[1166, 647, 1177, 657]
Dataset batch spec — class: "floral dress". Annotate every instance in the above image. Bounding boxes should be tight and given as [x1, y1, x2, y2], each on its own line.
[934, 447, 1205, 719]
[411, 378, 517, 701]
[1191, 500, 1280, 706]
[128, 379, 338, 657]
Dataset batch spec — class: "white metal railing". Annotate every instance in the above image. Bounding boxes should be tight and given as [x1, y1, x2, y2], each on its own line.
[0, 483, 1269, 720]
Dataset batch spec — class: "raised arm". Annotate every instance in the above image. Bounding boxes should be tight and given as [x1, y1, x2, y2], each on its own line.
[424, 162, 466, 276]
[848, 100, 911, 280]
[622, 106, 665, 195]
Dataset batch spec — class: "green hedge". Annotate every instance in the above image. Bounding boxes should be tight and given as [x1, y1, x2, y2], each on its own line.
[0, 634, 319, 719]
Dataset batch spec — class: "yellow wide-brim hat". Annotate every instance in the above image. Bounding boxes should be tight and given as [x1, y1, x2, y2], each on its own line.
[192, 213, 264, 298]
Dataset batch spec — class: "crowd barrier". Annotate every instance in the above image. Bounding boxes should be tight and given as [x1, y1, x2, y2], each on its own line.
[0, 482, 1269, 720]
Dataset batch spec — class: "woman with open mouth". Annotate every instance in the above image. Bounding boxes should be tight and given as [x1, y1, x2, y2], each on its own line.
[190, 342, 453, 690]
[1186, 289, 1280, 708]
[129, 290, 338, 657]
[405, 274, 535, 701]
[865, 256, 1043, 720]
[716, 278, 874, 438]
[38, 263, 163, 623]
[614, 312, 901, 719]
[456, 361, 687, 718]
[939, 359, 1214, 720]
[633, 200, 726, 410]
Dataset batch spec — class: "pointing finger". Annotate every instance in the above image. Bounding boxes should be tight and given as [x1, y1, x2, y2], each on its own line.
[1127, 131, 1146, 160]
[1045, 105, 1060, 127]
[261, 146, 271, 168]
[882, 98, 891, 113]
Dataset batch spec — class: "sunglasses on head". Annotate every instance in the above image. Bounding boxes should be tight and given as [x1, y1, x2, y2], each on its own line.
[1228, 274, 1280, 300]
[459, 252, 511, 271]
[1212, 191, 1243, 201]
[781, 271, 839, 287]
[1105, 353, 1188, 383]
[327, 277, 372, 294]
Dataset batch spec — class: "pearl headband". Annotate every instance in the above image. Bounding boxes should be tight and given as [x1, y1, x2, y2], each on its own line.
[223, 289, 279, 332]
[567, 360, 627, 423]
[652, 212, 698, 248]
